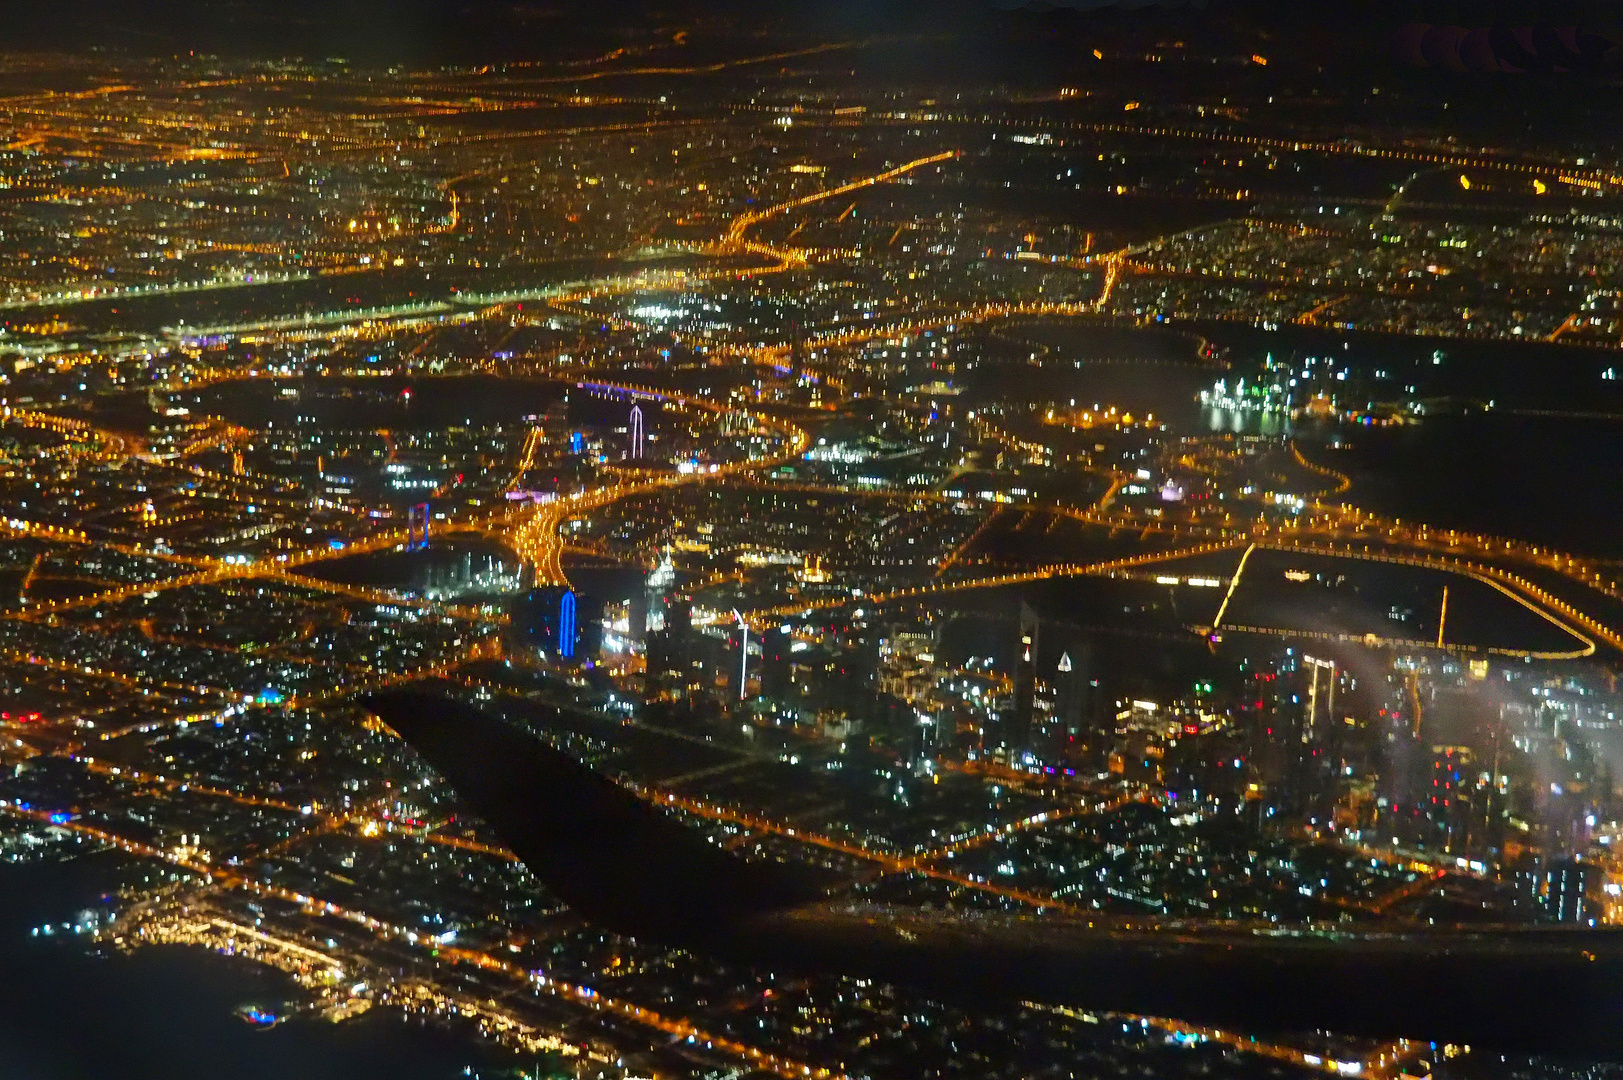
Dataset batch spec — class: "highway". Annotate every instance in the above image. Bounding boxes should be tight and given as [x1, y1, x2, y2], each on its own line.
[641, 786, 1088, 915]
[33, 132, 1623, 663]
[1230, 539, 1604, 660]
[724, 150, 960, 251]
[448, 669, 1122, 913]
[505, 380, 811, 588]
[10, 55, 1623, 1077]
[743, 539, 1247, 628]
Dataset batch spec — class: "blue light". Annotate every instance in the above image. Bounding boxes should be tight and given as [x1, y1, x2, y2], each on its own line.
[559, 591, 576, 659]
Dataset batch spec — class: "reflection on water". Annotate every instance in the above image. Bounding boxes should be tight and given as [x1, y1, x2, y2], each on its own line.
[1005, 317, 1623, 556]
[1202, 407, 1293, 437]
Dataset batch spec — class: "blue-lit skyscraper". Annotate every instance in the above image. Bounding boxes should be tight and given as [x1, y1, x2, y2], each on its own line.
[558, 589, 576, 659]
[511, 585, 581, 660]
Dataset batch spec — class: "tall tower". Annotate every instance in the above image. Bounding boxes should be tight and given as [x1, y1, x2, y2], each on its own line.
[734, 610, 750, 700]
[1289, 654, 1339, 819]
[508, 585, 579, 662]
[408, 502, 431, 549]
[1303, 655, 1336, 744]
[1010, 602, 1039, 755]
[1055, 650, 1080, 729]
[629, 404, 644, 460]
[558, 590, 577, 659]
[759, 626, 792, 701]
[645, 548, 675, 634]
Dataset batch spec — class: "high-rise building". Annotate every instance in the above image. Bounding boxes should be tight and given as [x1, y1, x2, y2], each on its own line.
[878, 628, 938, 705]
[1009, 603, 1039, 753]
[511, 585, 580, 660]
[1302, 655, 1336, 745]
[1545, 856, 1595, 924]
[1429, 745, 1475, 853]
[644, 549, 676, 634]
[645, 556, 692, 697]
[1054, 649, 1081, 730]
[731, 618, 751, 701]
[407, 501, 431, 549]
[1274, 654, 1342, 821]
[541, 399, 569, 438]
[759, 625, 793, 702]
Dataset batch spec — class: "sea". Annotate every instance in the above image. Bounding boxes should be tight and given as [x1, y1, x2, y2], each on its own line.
[0, 855, 530, 1080]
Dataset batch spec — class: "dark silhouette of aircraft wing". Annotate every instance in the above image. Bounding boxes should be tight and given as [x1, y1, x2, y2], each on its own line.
[370, 688, 1623, 1055]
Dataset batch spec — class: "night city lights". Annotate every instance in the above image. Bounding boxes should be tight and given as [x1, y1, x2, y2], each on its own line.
[3, 1, 1623, 1077]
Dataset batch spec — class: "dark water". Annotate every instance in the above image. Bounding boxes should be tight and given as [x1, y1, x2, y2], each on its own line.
[6, 257, 647, 336]
[304, 538, 516, 590]
[1190, 323, 1623, 554]
[1195, 324, 1623, 557]
[0, 857, 529, 1080]
[987, 319, 1623, 556]
[966, 320, 1217, 427]
[194, 374, 670, 433]
[1195, 322, 1623, 415]
[1324, 413, 1623, 557]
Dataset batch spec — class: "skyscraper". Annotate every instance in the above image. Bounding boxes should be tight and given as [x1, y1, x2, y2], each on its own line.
[645, 552, 691, 697]
[759, 625, 793, 702]
[1055, 650, 1081, 730]
[1010, 602, 1039, 755]
[511, 586, 579, 660]
[1545, 856, 1595, 924]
